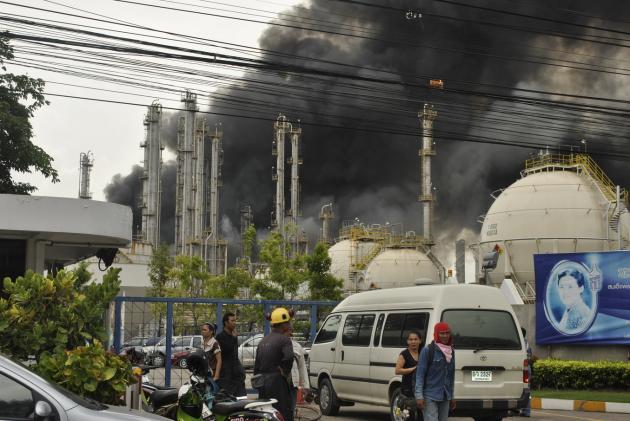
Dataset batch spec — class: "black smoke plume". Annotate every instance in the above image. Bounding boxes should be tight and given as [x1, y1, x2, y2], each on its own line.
[105, 0, 630, 264]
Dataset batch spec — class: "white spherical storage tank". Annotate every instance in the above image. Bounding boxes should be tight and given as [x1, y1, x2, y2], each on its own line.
[362, 248, 441, 290]
[328, 239, 378, 291]
[479, 167, 630, 290]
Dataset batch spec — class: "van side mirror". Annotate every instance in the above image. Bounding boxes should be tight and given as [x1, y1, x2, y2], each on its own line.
[35, 401, 53, 417]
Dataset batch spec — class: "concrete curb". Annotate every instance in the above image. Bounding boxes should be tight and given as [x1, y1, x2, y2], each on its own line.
[531, 397, 630, 414]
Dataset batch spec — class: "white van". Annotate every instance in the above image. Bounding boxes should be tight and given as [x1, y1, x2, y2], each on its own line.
[308, 284, 529, 421]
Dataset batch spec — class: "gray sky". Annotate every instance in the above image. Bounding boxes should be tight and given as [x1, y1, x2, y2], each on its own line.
[6, 0, 299, 200]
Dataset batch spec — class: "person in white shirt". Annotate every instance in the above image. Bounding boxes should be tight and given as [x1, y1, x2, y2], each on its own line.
[285, 326, 310, 415]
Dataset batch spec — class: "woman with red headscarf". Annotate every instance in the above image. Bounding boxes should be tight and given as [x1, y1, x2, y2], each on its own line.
[414, 322, 456, 421]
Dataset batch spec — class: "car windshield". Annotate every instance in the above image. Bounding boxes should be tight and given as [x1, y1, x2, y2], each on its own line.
[441, 309, 522, 350]
[4, 355, 107, 411]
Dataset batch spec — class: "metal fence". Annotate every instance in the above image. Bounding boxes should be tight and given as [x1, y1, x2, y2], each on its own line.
[110, 296, 338, 387]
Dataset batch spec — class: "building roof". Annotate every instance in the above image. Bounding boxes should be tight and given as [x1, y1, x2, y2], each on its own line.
[0, 194, 132, 270]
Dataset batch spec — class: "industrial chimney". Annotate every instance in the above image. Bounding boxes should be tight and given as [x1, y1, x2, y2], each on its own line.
[320, 203, 334, 245]
[419, 103, 437, 246]
[175, 90, 199, 257]
[78, 151, 93, 200]
[206, 124, 224, 275]
[288, 122, 303, 256]
[272, 114, 288, 237]
[140, 100, 163, 248]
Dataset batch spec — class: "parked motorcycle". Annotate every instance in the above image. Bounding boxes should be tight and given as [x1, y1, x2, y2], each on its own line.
[138, 349, 284, 421]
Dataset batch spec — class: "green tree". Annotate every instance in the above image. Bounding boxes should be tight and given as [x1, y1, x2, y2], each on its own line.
[0, 33, 58, 194]
[243, 224, 257, 261]
[306, 242, 343, 300]
[252, 231, 306, 299]
[167, 255, 214, 331]
[213, 266, 253, 299]
[147, 244, 173, 334]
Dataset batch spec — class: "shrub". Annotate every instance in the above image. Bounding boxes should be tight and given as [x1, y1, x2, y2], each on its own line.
[0, 266, 135, 405]
[35, 340, 136, 405]
[532, 359, 630, 390]
[0, 266, 120, 360]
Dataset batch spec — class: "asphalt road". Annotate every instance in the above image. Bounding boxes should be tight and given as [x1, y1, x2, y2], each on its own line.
[320, 404, 629, 421]
[144, 370, 627, 421]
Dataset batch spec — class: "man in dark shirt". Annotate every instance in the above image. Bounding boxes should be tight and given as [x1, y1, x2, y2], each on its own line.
[216, 312, 246, 396]
[254, 307, 295, 421]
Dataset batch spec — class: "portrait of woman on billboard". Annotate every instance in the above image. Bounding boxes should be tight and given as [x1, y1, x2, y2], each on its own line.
[544, 260, 598, 336]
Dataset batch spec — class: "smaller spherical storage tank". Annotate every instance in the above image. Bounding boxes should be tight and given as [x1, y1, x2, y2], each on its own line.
[362, 248, 441, 290]
[328, 239, 378, 291]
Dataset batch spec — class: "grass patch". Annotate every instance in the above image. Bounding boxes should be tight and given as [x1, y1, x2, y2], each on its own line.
[532, 389, 630, 403]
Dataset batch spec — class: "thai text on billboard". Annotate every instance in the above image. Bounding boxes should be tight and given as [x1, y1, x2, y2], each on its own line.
[534, 250, 630, 344]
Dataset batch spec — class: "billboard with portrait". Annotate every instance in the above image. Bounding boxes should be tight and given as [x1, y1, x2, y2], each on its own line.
[534, 250, 630, 344]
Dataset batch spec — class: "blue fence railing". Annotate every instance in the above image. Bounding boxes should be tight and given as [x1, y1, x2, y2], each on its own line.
[112, 296, 338, 387]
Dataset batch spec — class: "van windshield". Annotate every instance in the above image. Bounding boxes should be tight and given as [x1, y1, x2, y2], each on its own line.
[441, 310, 521, 350]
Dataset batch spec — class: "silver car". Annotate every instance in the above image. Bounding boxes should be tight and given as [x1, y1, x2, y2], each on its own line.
[143, 335, 203, 367]
[0, 353, 167, 420]
[238, 334, 264, 368]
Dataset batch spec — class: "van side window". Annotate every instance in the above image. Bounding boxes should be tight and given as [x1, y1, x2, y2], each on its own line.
[342, 314, 376, 346]
[373, 314, 385, 346]
[314, 315, 342, 344]
[382, 313, 429, 347]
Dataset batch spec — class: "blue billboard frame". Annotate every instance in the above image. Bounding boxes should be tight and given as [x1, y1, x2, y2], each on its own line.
[534, 250, 630, 345]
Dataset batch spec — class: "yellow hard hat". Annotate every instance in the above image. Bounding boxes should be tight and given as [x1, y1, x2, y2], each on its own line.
[270, 307, 293, 325]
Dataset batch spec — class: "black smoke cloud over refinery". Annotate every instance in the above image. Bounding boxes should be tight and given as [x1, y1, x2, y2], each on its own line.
[105, 0, 630, 261]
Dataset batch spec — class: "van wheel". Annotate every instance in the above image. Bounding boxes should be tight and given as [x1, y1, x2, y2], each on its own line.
[318, 377, 340, 416]
[390, 387, 412, 421]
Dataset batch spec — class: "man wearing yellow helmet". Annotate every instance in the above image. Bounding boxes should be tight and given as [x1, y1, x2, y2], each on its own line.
[254, 307, 295, 421]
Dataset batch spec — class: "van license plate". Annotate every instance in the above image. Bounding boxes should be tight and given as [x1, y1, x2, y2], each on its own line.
[472, 370, 492, 382]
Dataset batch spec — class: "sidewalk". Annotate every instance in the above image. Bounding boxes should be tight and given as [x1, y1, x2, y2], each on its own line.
[531, 397, 630, 414]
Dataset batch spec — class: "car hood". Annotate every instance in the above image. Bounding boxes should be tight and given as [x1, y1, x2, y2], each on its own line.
[67, 404, 169, 420]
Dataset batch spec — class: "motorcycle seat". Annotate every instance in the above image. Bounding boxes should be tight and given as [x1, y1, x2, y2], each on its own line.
[213, 399, 256, 415]
[150, 388, 179, 408]
[148, 383, 174, 391]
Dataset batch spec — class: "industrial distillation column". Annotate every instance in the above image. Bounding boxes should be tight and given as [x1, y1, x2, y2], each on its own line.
[272, 115, 288, 237]
[175, 91, 198, 256]
[319, 203, 334, 245]
[140, 101, 163, 248]
[419, 103, 437, 245]
[192, 114, 207, 258]
[289, 123, 302, 256]
[78, 151, 93, 200]
[206, 125, 223, 274]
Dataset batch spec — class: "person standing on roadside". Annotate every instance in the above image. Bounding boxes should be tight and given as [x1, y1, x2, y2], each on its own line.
[200, 323, 222, 384]
[415, 322, 456, 421]
[395, 330, 423, 421]
[216, 312, 246, 396]
[254, 308, 295, 421]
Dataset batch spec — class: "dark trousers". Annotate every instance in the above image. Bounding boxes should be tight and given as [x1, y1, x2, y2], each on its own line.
[218, 362, 246, 397]
[258, 372, 293, 421]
